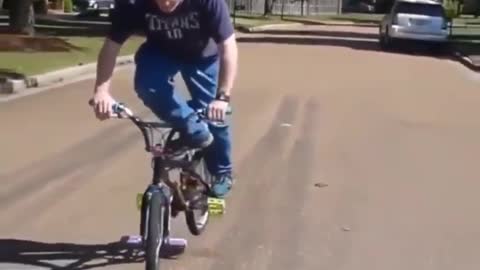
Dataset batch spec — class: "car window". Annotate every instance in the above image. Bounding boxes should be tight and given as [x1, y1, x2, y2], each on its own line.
[393, 2, 445, 17]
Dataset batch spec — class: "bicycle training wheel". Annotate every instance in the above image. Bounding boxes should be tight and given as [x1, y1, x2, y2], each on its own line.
[185, 158, 210, 236]
[145, 192, 165, 270]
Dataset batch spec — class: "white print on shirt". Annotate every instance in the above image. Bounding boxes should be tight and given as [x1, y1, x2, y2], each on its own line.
[145, 12, 200, 40]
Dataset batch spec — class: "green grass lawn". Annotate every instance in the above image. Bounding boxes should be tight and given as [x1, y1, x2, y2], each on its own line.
[0, 14, 276, 77]
[232, 12, 383, 25]
[231, 14, 285, 28]
[0, 36, 144, 76]
[452, 15, 480, 26]
[285, 13, 384, 24]
[449, 16, 480, 59]
[1, 13, 477, 77]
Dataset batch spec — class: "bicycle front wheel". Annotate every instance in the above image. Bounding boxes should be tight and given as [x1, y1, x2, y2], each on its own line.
[145, 191, 165, 270]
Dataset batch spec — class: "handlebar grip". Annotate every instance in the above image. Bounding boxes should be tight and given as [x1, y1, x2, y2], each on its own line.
[88, 98, 124, 114]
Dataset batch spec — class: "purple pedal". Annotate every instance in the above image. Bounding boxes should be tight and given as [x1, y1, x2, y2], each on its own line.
[161, 237, 188, 257]
[125, 235, 143, 245]
[121, 235, 187, 257]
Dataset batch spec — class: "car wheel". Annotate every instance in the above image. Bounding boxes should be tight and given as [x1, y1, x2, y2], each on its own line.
[431, 42, 449, 56]
[380, 28, 392, 50]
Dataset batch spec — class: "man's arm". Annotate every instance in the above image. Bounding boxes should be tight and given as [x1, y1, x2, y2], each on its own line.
[205, 0, 237, 97]
[94, 0, 136, 94]
[217, 33, 238, 96]
[94, 39, 122, 94]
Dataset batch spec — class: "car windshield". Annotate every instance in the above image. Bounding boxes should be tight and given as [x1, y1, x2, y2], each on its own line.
[394, 2, 445, 17]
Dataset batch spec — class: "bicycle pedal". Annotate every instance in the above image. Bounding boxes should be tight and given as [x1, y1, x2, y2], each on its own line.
[136, 193, 143, 211]
[207, 197, 226, 215]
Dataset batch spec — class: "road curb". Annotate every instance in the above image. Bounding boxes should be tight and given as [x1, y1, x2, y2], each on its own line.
[283, 19, 378, 28]
[0, 55, 135, 95]
[235, 23, 303, 33]
[452, 51, 480, 72]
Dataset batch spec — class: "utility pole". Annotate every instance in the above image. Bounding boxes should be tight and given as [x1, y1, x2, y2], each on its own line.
[337, 0, 342, 14]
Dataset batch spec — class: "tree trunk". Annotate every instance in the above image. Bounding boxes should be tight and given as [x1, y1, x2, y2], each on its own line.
[264, 0, 275, 15]
[54, 0, 64, 10]
[9, 0, 35, 35]
[34, 0, 49, 14]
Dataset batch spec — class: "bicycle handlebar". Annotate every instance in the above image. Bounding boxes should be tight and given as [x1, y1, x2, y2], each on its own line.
[88, 98, 231, 152]
[88, 99, 231, 122]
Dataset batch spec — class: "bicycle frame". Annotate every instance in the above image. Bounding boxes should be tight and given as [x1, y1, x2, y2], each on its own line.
[88, 100, 216, 240]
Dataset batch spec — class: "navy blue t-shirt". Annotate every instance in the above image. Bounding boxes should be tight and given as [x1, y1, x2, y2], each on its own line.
[108, 0, 234, 61]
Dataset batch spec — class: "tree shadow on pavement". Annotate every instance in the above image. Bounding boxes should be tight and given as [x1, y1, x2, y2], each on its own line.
[236, 35, 452, 59]
[0, 238, 182, 270]
[283, 17, 379, 27]
[237, 35, 379, 50]
[0, 69, 27, 80]
[249, 29, 378, 39]
[0, 34, 85, 52]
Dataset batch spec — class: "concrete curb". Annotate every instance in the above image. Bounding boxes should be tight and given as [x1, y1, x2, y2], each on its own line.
[234, 21, 377, 34]
[235, 22, 303, 33]
[300, 20, 378, 27]
[0, 55, 135, 95]
[452, 51, 480, 72]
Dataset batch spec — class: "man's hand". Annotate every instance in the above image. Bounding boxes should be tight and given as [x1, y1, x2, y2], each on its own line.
[91, 90, 116, 120]
[208, 99, 229, 122]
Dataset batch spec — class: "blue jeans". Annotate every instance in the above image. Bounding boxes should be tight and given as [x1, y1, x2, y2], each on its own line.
[133, 43, 232, 176]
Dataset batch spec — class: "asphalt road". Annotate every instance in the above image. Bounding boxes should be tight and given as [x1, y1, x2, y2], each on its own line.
[1, 26, 480, 270]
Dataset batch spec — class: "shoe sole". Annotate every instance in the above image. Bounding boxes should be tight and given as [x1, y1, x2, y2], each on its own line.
[197, 133, 214, 149]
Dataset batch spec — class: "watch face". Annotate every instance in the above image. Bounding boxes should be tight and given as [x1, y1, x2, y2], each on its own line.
[216, 93, 230, 102]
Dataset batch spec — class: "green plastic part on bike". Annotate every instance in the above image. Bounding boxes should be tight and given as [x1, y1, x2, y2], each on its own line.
[207, 197, 226, 215]
[136, 193, 226, 215]
[136, 193, 143, 211]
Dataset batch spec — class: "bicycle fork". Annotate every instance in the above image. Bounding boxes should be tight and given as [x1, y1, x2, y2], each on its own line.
[140, 183, 172, 245]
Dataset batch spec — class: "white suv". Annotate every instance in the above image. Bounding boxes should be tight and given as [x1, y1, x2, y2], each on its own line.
[379, 0, 450, 49]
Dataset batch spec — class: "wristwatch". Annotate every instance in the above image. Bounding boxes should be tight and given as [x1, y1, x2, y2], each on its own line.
[215, 90, 230, 103]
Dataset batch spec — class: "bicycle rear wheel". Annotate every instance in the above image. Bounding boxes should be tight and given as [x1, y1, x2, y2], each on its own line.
[185, 157, 210, 236]
[145, 191, 165, 270]
[185, 201, 209, 236]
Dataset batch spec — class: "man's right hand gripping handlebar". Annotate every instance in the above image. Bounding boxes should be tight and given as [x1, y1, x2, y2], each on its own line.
[88, 97, 133, 120]
[88, 90, 119, 120]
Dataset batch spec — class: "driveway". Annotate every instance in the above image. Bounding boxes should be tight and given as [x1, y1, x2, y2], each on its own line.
[1, 25, 480, 270]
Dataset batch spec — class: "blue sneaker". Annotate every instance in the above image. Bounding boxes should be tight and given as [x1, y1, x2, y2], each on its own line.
[211, 173, 234, 198]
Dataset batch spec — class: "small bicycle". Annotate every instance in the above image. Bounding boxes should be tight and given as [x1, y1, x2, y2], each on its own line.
[88, 99, 228, 270]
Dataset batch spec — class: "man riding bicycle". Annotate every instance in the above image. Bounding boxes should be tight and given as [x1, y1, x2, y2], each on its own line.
[89, 0, 238, 198]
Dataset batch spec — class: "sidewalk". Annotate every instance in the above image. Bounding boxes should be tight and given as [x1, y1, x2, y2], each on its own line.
[0, 55, 134, 96]
[453, 52, 480, 72]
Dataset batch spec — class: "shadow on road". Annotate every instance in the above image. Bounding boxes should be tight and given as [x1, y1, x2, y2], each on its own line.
[237, 35, 379, 50]
[0, 69, 27, 80]
[236, 35, 450, 59]
[282, 16, 379, 27]
[0, 34, 85, 52]
[0, 238, 182, 270]
[249, 29, 378, 39]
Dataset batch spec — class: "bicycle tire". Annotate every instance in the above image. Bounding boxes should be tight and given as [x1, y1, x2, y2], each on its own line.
[185, 157, 210, 236]
[145, 191, 165, 270]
